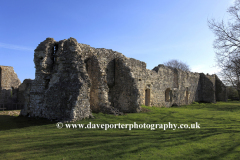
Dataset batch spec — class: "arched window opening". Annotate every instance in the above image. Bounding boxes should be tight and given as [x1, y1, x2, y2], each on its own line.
[53, 44, 58, 63]
[11, 87, 14, 97]
[165, 88, 172, 102]
[185, 87, 189, 104]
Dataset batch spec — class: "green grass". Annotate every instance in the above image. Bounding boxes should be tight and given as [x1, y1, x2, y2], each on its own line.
[1, 101, 240, 160]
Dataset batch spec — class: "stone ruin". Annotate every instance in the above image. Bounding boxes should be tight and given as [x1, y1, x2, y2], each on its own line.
[0, 66, 21, 109]
[0, 37, 227, 121]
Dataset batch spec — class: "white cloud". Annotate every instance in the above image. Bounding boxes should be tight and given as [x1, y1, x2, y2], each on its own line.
[0, 42, 33, 51]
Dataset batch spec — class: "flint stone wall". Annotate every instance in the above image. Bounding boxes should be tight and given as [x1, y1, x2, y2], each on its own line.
[0, 66, 21, 108]
[19, 37, 227, 121]
[18, 79, 32, 113]
[215, 76, 228, 101]
[20, 38, 140, 121]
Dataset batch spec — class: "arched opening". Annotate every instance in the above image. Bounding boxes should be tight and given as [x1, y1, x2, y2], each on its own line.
[145, 89, 150, 106]
[107, 59, 116, 107]
[165, 88, 172, 102]
[106, 59, 115, 88]
[11, 87, 14, 97]
[185, 87, 189, 104]
[51, 43, 58, 70]
[85, 57, 101, 113]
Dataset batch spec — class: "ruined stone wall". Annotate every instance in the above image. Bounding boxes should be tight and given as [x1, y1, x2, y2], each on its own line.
[0, 66, 21, 107]
[19, 37, 227, 121]
[21, 38, 94, 121]
[111, 58, 141, 112]
[110, 59, 200, 108]
[133, 64, 201, 107]
[215, 75, 227, 101]
[21, 38, 140, 121]
[198, 74, 216, 103]
[124, 61, 221, 107]
[79, 45, 141, 113]
[18, 79, 32, 114]
[172, 69, 201, 106]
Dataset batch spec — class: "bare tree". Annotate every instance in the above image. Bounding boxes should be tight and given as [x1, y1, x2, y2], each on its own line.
[163, 59, 190, 72]
[227, 86, 239, 100]
[208, 0, 240, 98]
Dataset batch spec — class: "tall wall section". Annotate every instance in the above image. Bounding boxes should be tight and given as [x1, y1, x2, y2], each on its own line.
[198, 74, 216, 103]
[21, 38, 93, 121]
[0, 66, 21, 108]
[215, 75, 227, 101]
[21, 37, 142, 121]
[18, 79, 33, 113]
[124, 62, 202, 108]
[78, 43, 141, 113]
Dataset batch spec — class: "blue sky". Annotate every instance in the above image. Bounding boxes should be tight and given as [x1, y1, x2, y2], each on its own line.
[0, 0, 235, 82]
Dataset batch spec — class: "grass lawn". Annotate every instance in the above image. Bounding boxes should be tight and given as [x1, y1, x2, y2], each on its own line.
[0, 101, 240, 160]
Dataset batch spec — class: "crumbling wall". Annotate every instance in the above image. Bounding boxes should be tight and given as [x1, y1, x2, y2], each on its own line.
[116, 62, 202, 108]
[108, 61, 203, 108]
[18, 79, 32, 114]
[0, 66, 21, 108]
[175, 70, 200, 106]
[109, 57, 140, 112]
[129, 63, 220, 107]
[147, 65, 201, 107]
[198, 74, 216, 103]
[215, 75, 227, 101]
[84, 56, 102, 113]
[19, 37, 227, 121]
[80, 46, 141, 113]
[21, 38, 142, 121]
[21, 38, 94, 121]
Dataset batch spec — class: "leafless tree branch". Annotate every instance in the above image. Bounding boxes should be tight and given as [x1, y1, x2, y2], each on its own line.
[163, 59, 190, 72]
[208, 0, 240, 99]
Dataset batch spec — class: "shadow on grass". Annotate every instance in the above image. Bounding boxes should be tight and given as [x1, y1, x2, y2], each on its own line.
[1, 102, 240, 159]
[208, 105, 240, 112]
[198, 105, 240, 112]
[0, 115, 56, 131]
[171, 102, 240, 112]
[2, 126, 239, 159]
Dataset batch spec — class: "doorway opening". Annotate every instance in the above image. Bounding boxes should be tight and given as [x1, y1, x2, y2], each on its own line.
[185, 87, 189, 104]
[165, 88, 172, 102]
[145, 89, 150, 106]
